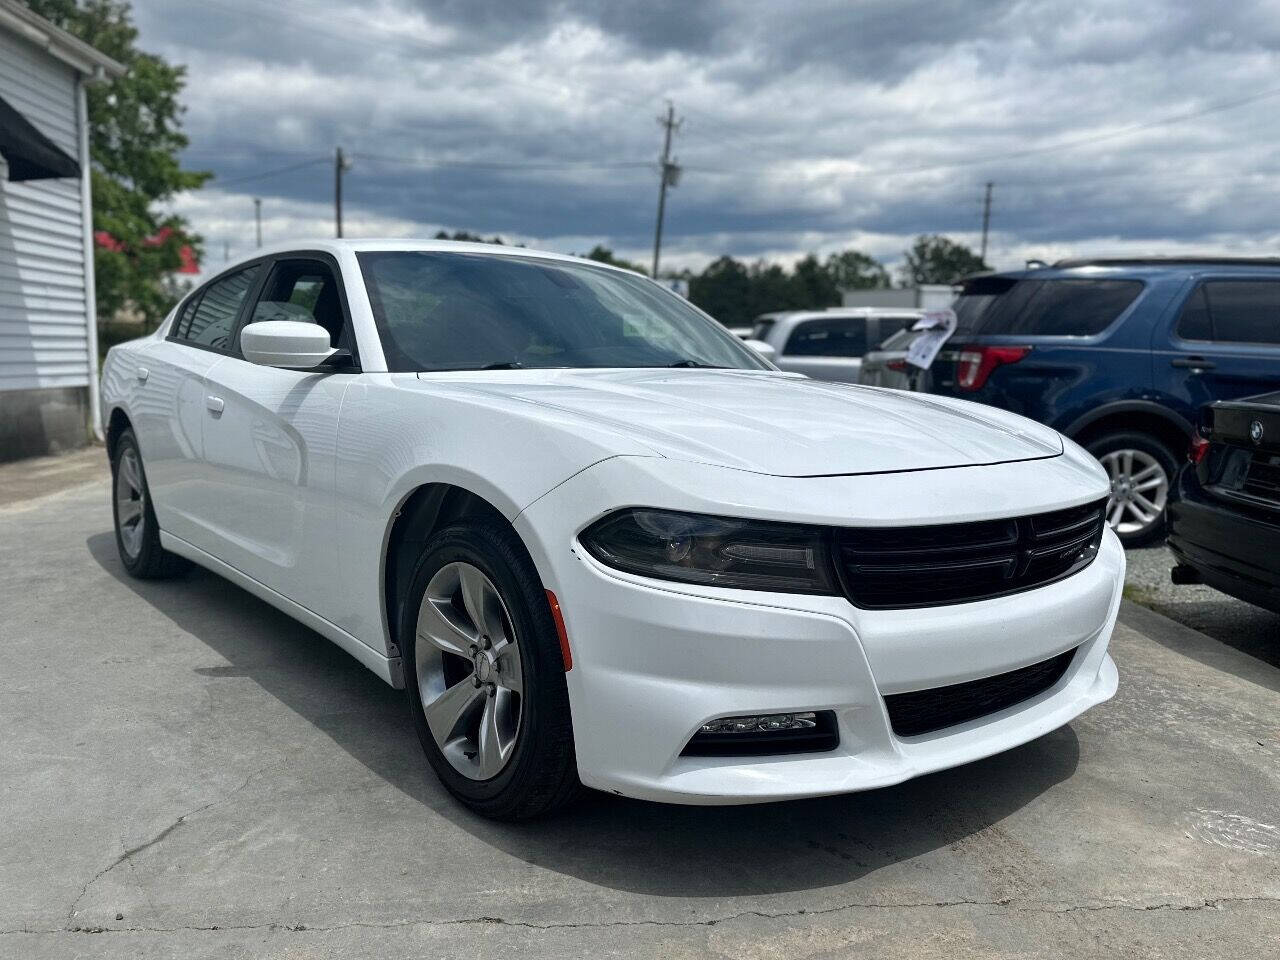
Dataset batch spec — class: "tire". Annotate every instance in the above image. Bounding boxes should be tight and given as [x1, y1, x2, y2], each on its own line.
[401, 518, 581, 820]
[1084, 431, 1178, 547]
[111, 428, 191, 579]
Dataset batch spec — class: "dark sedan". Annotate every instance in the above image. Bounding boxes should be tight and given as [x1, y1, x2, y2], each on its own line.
[1168, 391, 1280, 614]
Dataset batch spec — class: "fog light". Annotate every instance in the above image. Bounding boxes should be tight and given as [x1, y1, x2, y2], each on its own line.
[683, 710, 838, 757]
[699, 712, 818, 735]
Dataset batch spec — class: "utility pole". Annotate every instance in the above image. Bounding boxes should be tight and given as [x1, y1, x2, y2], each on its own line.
[650, 100, 682, 279]
[223, 240, 231, 262]
[334, 146, 353, 238]
[980, 181, 994, 264]
[253, 197, 262, 248]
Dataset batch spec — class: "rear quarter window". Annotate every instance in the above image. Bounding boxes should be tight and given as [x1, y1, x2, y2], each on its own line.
[954, 278, 1144, 337]
[783, 318, 868, 357]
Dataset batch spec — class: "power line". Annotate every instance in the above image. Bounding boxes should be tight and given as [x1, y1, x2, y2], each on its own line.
[351, 152, 652, 171]
[212, 156, 329, 187]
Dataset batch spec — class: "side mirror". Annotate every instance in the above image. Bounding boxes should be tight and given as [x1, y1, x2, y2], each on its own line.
[744, 338, 777, 363]
[241, 320, 337, 370]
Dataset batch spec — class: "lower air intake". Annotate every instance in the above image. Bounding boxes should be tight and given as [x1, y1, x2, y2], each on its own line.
[884, 648, 1078, 738]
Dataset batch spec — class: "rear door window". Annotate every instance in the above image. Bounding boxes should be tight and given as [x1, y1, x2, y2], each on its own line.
[1175, 285, 1213, 340]
[783, 318, 868, 357]
[178, 265, 261, 351]
[953, 278, 1143, 336]
[1203, 281, 1280, 344]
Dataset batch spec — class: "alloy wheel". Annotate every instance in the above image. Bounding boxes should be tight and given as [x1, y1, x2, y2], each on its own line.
[1099, 448, 1169, 536]
[414, 561, 524, 781]
[115, 448, 147, 559]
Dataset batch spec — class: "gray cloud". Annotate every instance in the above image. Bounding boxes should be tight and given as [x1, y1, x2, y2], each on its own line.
[133, 0, 1280, 273]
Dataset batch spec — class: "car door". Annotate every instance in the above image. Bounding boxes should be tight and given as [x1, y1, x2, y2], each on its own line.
[134, 264, 263, 547]
[774, 316, 869, 382]
[195, 254, 358, 616]
[1157, 277, 1280, 415]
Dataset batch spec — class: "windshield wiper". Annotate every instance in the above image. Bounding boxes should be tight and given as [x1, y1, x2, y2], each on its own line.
[666, 359, 728, 368]
[479, 360, 524, 370]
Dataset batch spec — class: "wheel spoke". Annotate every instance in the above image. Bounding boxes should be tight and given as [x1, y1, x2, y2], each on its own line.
[422, 677, 484, 746]
[1121, 450, 1134, 478]
[416, 597, 475, 657]
[119, 453, 141, 493]
[1132, 463, 1163, 483]
[117, 498, 142, 526]
[1103, 455, 1120, 479]
[476, 695, 508, 779]
[1134, 476, 1165, 492]
[1131, 490, 1162, 516]
[1108, 498, 1125, 527]
[458, 564, 501, 641]
[491, 637, 523, 691]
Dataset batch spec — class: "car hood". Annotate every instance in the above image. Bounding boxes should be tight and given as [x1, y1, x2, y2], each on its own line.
[414, 368, 1063, 477]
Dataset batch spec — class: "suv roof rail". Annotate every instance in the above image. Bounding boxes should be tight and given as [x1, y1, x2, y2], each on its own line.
[1051, 256, 1280, 268]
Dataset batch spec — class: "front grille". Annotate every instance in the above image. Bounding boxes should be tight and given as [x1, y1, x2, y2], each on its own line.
[884, 648, 1077, 737]
[834, 499, 1106, 609]
[1242, 451, 1280, 504]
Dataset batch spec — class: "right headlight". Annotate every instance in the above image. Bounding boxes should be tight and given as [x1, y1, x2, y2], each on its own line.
[579, 508, 838, 594]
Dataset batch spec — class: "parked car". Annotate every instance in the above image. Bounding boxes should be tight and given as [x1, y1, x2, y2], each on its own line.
[858, 325, 928, 391]
[750, 308, 922, 383]
[102, 240, 1122, 820]
[1168, 392, 1280, 613]
[928, 258, 1280, 545]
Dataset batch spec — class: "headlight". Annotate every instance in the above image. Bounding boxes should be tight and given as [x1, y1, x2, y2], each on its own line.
[580, 508, 838, 594]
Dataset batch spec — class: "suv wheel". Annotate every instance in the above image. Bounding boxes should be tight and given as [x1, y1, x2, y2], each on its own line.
[1085, 432, 1176, 547]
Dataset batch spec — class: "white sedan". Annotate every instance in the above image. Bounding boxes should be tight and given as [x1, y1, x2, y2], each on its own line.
[101, 240, 1123, 819]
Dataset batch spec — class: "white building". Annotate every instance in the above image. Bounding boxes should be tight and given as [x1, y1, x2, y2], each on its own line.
[0, 0, 124, 461]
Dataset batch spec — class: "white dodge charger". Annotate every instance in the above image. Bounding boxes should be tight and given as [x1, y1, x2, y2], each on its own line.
[101, 240, 1123, 819]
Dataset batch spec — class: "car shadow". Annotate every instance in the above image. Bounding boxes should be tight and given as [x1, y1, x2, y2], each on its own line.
[88, 530, 1080, 898]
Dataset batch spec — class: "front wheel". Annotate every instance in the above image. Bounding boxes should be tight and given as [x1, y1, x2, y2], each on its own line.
[401, 518, 580, 820]
[1085, 431, 1177, 547]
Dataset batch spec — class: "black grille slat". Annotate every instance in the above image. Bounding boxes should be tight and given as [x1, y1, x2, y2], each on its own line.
[884, 648, 1077, 737]
[836, 499, 1106, 609]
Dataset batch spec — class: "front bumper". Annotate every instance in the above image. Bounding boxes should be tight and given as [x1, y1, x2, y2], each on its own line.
[1168, 465, 1280, 614]
[515, 455, 1122, 805]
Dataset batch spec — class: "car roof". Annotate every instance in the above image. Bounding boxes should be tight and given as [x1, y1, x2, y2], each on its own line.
[962, 256, 1280, 284]
[218, 238, 643, 277]
[759, 307, 922, 321]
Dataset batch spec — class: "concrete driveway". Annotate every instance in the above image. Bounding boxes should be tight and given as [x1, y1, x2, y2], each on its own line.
[2, 473, 1278, 959]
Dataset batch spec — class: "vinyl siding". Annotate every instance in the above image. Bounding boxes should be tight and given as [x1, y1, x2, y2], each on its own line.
[0, 26, 90, 392]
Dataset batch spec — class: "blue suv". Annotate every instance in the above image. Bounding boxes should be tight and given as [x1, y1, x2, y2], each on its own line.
[929, 258, 1280, 545]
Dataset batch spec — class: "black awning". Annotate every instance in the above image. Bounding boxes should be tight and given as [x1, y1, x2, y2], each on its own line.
[0, 94, 80, 182]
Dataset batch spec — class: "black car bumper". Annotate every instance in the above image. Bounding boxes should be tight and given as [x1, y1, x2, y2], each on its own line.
[1167, 465, 1280, 614]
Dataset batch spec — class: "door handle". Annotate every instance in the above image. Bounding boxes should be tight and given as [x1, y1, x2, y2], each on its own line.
[205, 395, 225, 415]
[1170, 356, 1216, 370]
[135, 367, 149, 382]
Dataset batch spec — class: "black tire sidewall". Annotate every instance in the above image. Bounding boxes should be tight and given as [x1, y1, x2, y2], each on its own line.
[400, 520, 574, 814]
[1084, 431, 1178, 546]
[111, 430, 159, 574]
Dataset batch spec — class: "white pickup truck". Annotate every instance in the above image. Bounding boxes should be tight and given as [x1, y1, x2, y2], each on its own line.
[744, 308, 923, 384]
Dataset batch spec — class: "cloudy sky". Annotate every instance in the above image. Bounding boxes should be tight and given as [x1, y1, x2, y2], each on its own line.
[133, 0, 1280, 276]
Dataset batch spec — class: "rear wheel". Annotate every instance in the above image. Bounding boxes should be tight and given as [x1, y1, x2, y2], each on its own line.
[111, 428, 190, 579]
[401, 518, 580, 820]
[1085, 431, 1177, 547]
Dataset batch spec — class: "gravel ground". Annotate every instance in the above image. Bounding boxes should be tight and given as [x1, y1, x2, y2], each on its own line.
[1124, 544, 1280, 672]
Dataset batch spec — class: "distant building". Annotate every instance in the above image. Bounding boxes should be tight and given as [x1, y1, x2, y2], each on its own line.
[0, 0, 124, 461]
[841, 284, 956, 311]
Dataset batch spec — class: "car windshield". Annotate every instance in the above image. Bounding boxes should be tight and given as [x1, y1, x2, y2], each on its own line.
[358, 251, 768, 372]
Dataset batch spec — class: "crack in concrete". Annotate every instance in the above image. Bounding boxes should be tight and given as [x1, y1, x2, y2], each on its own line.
[5, 893, 1271, 938]
[62, 766, 269, 927]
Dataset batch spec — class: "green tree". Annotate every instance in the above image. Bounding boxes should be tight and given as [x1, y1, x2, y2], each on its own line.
[899, 234, 988, 286]
[789, 253, 841, 309]
[581, 244, 647, 275]
[688, 256, 753, 327]
[27, 0, 211, 328]
[434, 229, 505, 244]
[825, 250, 889, 290]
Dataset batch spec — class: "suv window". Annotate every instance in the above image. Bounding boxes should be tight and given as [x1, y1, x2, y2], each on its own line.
[954, 278, 1143, 336]
[1175, 285, 1212, 340]
[783, 318, 868, 357]
[179, 265, 261, 350]
[1204, 281, 1280, 344]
